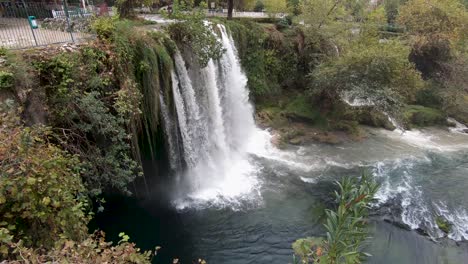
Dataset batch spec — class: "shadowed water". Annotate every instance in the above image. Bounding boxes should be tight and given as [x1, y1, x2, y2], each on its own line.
[95, 126, 468, 263]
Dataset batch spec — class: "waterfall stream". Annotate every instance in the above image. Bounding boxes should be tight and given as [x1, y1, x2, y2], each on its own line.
[163, 24, 268, 209]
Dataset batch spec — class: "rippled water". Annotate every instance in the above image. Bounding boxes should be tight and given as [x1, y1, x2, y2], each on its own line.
[94, 127, 468, 263]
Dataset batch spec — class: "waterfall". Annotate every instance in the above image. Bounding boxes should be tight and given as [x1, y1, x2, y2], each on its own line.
[159, 93, 182, 171]
[167, 24, 267, 209]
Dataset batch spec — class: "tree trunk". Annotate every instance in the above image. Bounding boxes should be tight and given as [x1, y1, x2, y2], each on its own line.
[227, 0, 233, 19]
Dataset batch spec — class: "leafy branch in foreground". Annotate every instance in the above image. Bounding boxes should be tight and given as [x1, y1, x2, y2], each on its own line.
[293, 173, 379, 264]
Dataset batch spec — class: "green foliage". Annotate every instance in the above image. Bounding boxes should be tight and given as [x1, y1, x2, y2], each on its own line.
[384, 0, 402, 25]
[227, 20, 301, 98]
[32, 50, 140, 196]
[299, 0, 354, 52]
[254, 0, 265, 11]
[0, 104, 88, 249]
[264, 0, 288, 16]
[437, 55, 468, 124]
[92, 16, 119, 40]
[226, 20, 270, 96]
[29, 18, 178, 195]
[168, 16, 224, 67]
[0, 71, 14, 90]
[0, 49, 33, 93]
[398, 0, 468, 45]
[403, 105, 447, 128]
[367, 5, 386, 25]
[286, 0, 300, 15]
[1, 229, 154, 263]
[397, 0, 468, 76]
[292, 237, 324, 262]
[293, 173, 379, 264]
[310, 38, 424, 115]
[285, 96, 321, 121]
[436, 216, 452, 234]
[116, 0, 157, 18]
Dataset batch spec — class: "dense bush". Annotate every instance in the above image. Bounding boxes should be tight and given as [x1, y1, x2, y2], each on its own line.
[1, 229, 154, 263]
[254, 0, 265, 12]
[0, 104, 88, 249]
[403, 105, 447, 128]
[167, 11, 224, 67]
[310, 38, 424, 115]
[226, 20, 301, 99]
[397, 0, 468, 77]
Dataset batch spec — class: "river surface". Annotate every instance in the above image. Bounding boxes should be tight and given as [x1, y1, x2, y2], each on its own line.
[95, 126, 468, 264]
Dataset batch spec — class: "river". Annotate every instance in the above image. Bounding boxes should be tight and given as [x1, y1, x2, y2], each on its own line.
[94, 126, 468, 263]
[94, 23, 468, 263]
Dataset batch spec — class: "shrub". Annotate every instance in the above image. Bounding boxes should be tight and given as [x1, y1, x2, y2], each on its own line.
[397, 0, 468, 77]
[167, 12, 224, 67]
[310, 38, 424, 115]
[403, 105, 447, 128]
[0, 71, 14, 90]
[254, 0, 264, 12]
[293, 173, 379, 264]
[92, 16, 117, 40]
[0, 104, 89, 248]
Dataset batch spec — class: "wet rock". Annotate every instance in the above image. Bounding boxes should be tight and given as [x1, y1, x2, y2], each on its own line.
[270, 132, 281, 146]
[436, 216, 452, 234]
[311, 132, 341, 144]
[289, 137, 303, 145]
[383, 218, 412, 231]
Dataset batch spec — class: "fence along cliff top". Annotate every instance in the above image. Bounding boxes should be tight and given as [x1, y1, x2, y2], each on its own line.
[0, 0, 98, 49]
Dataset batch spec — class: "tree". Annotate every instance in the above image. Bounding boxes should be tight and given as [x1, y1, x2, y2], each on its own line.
[310, 38, 424, 114]
[264, 0, 288, 16]
[254, 0, 265, 11]
[228, 0, 234, 19]
[397, 0, 468, 77]
[116, 0, 158, 18]
[384, 0, 402, 24]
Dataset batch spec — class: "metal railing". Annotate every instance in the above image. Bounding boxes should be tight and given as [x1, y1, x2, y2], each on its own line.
[0, 0, 96, 49]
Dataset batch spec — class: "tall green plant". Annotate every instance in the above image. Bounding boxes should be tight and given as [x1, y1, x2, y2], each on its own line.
[293, 173, 379, 264]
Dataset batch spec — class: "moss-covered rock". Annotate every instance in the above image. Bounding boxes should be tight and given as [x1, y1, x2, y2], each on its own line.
[403, 105, 447, 128]
[436, 216, 452, 234]
[284, 96, 324, 123]
[355, 108, 396, 130]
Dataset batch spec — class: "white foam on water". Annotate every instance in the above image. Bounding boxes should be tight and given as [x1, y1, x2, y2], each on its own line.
[434, 202, 468, 241]
[300, 176, 318, 184]
[448, 117, 468, 135]
[371, 154, 468, 241]
[341, 90, 376, 107]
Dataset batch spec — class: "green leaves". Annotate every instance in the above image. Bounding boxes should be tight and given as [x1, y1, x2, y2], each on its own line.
[310, 37, 424, 114]
[168, 19, 225, 68]
[118, 232, 130, 243]
[0, 107, 89, 249]
[293, 173, 379, 263]
[0, 71, 14, 90]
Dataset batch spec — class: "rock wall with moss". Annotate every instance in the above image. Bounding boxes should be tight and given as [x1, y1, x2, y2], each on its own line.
[0, 18, 177, 262]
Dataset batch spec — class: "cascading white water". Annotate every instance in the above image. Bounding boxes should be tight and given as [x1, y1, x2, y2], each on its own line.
[159, 93, 181, 171]
[168, 24, 271, 209]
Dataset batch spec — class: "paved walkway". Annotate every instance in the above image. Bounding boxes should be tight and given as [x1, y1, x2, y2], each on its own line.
[0, 18, 90, 49]
[140, 11, 278, 24]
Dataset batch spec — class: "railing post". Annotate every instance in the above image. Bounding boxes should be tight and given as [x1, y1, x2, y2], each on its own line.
[63, 0, 75, 43]
[21, 0, 38, 46]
